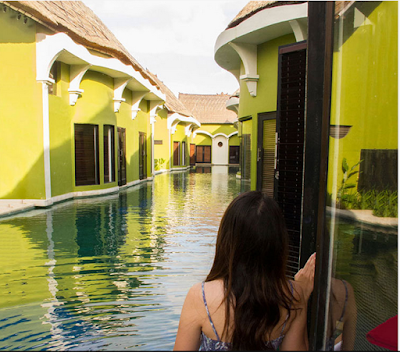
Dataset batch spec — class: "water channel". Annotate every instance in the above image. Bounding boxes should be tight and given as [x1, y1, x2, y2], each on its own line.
[0, 167, 397, 351]
[0, 166, 248, 351]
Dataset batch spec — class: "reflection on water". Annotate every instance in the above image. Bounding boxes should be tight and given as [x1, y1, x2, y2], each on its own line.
[329, 218, 397, 351]
[0, 167, 247, 351]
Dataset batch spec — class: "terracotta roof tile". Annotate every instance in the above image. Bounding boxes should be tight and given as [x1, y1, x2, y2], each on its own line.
[179, 93, 237, 124]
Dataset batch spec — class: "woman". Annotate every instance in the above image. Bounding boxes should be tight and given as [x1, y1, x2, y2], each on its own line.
[174, 191, 316, 351]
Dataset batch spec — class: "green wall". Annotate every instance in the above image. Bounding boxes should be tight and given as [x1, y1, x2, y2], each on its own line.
[171, 124, 189, 168]
[327, 1, 398, 194]
[238, 34, 296, 189]
[154, 110, 170, 170]
[193, 123, 239, 147]
[49, 65, 154, 196]
[0, 13, 45, 199]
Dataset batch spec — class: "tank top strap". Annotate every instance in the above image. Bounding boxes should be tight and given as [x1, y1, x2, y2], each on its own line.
[202, 281, 221, 342]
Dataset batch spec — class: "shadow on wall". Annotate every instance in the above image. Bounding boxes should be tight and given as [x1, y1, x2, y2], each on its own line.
[3, 101, 149, 200]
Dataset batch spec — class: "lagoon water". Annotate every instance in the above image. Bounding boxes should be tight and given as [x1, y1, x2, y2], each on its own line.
[0, 166, 396, 351]
[0, 167, 247, 351]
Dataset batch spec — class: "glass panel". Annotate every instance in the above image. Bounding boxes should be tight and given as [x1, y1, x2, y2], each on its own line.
[325, 2, 397, 350]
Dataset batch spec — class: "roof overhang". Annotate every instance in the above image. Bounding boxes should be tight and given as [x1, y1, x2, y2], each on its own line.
[214, 2, 308, 74]
[167, 112, 201, 134]
[36, 32, 165, 105]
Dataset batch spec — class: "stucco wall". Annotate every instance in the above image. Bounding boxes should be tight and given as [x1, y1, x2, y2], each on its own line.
[327, 1, 398, 194]
[0, 13, 45, 199]
[238, 34, 296, 189]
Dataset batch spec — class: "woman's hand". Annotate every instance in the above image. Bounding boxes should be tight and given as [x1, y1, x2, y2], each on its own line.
[294, 252, 316, 300]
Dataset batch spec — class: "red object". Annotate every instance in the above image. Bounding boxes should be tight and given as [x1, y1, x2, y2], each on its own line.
[366, 315, 398, 351]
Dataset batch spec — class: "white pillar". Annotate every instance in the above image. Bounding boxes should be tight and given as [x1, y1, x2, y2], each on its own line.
[39, 80, 53, 203]
[149, 105, 160, 176]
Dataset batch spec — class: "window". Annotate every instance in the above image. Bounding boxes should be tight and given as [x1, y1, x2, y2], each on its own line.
[75, 124, 99, 186]
[241, 134, 251, 180]
[173, 141, 180, 166]
[196, 146, 211, 163]
[182, 141, 186, 165]
[103, 125, 115, 183]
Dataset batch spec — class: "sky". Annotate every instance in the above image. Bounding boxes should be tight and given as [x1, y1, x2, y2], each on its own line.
[81, 0, 249, 97]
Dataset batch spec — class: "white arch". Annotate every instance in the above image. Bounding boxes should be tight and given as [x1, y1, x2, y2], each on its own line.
[36, 32, 165, 103]
[196, 131, 238, 139]
[167, 113, 201, 134]
[195, 130, 213, 139]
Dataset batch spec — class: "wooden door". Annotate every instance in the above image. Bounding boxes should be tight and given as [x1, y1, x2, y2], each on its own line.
[257, 112, 276, 197]
[139, 132, 147, 180]
[118, 127, 126, 186]
[190, 144, 196, 165]
[173, 141, 180, 166]
[203, 146, 211, 163]
[196, 145, 211, 163]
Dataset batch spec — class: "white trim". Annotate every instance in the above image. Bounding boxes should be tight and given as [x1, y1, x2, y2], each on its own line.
[0, 176, 156, 211]
[38, 80, 53, 202]
[214, 3, 308, 72]
[195, 130, 213, 139]
[131, 91, 147, 119]
[167, 112, 201, 131]
[149, 104, 163, 176]
[113, 77, 130, 112]
[36, 32, 165, 102]
[170, 166, 190, 172]
[68, 64, 90, 105]
[289, 19, 308, 42]
[195, 130, 238, 139]
[226, 96, 239, 113]
[229, 42, 259, 96]
[227, 131, 239, 138]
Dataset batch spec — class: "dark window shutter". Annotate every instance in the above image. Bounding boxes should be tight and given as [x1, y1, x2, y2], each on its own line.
[204, 146, 211, 163]
[276, 42, 307, 277]
[75, 124, 99, 186]
[104, 125, 115, 183]
[173, 141, 180, 166]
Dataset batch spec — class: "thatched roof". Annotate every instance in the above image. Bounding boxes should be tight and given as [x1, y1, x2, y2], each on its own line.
[1, 1, 160, 89]
[179, 93, 238, 124]
[227, 1, 307, 29]
[146, 71, 194, 117]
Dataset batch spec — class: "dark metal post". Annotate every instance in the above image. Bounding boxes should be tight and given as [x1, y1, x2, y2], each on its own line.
[302, 2, 335, 350]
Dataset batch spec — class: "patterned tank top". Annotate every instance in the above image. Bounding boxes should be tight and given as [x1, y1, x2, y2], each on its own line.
[199, 281, 293, 351]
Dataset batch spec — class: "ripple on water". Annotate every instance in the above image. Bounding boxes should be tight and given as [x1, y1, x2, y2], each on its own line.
[0, 169, 246, 350]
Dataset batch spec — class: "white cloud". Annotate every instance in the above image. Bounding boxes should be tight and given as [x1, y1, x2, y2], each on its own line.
[81, 0, 249, 94]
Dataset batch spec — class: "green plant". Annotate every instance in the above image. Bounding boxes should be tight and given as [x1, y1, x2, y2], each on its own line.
[337, 158, 363, 209]
[373, 190, 398, 217]
[154, 158, 166, 171]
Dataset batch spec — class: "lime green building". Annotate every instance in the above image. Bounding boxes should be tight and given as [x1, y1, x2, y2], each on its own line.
[149, 75, 201, 173]
[215, 2, 397, 350]
[0, 1, 199, 211]
[179, 93, 239, 165]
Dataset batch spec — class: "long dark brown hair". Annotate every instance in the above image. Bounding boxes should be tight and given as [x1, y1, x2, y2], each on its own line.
[206, 191, 294, 350]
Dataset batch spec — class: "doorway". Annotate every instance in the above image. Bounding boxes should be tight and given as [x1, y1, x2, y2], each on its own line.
[139, 132, 147, 180]
[117, 127, 126, 186]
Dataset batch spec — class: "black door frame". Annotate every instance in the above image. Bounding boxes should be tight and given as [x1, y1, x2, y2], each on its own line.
[303, 2, 335, 350]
